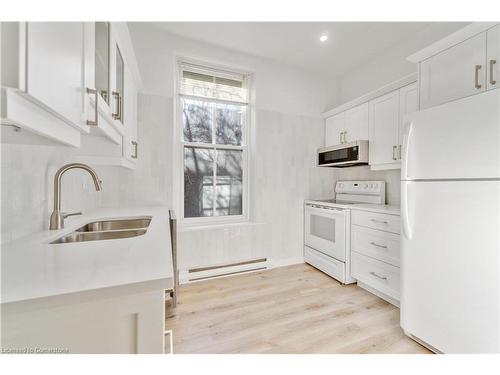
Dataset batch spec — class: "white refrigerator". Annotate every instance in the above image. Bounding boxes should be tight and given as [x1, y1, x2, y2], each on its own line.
[400, 89, 500, 353]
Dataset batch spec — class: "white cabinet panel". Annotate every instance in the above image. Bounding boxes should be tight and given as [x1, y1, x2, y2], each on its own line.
[351, 251, 400, 301]
[343, 103, 369, 142]
[487, 25, 499, 91]
[351, 209, 400, 234]
[419, 33, 487, 109]
[325, 112, 345, 146]
[351, 225, 400, 267]
[368, 90, 400, 168]
[26, 23, 85, 130]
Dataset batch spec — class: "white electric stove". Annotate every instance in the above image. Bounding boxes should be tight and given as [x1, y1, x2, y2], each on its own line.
[304, 180, 386, 284]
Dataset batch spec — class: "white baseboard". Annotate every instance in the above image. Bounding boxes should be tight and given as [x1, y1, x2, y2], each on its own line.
[269, 256, 305, 269]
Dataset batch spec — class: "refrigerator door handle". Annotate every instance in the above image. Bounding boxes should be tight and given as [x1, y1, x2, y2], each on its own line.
[401, 182, 412, 240]
[401, 121, 414, 180]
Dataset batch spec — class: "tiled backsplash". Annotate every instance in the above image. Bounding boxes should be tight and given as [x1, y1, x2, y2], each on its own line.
[1, 93, 172, 244]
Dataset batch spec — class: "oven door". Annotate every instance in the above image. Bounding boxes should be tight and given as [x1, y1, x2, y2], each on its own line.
[304, 204, 347, 262]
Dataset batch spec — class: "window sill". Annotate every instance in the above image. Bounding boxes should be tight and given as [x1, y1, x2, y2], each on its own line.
[179, 220, 264, 232]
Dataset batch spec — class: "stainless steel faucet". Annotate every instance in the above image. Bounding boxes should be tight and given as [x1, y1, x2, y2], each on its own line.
[49, 163, 102, 230]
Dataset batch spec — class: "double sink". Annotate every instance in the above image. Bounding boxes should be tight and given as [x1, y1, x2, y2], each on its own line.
[51, 217, 152, 244]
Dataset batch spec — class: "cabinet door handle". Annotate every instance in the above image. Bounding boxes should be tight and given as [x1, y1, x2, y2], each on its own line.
[371, 219, 388, 224]
[343, 131, 347, 143]
[398, 144, 402, 160]
[112, 91, 121, 120]
[370, 271, 388, 280]
[370, 241, 388, 249]
[392, 145, 397, 160]
[86, 88, 98, 126]
[475, 65, 482, 89]
[490, 60, 497, 85]
[339, 132, 342, 144]
[131, 141, 138, 159]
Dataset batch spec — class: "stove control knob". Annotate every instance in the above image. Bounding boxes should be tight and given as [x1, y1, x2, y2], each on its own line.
[363, 183, 368, 188]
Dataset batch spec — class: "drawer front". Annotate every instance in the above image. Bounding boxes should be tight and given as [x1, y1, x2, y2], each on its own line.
[351, 210, 400, 234]
[304, 246, 345, 283]
[351, 225, 400, 267]
[351, 251, 400, 300]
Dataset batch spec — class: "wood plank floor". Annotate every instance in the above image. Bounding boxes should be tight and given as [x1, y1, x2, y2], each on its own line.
[165, 263, 430, 354]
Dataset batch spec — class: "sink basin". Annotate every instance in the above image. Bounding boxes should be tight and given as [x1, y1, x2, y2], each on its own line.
[75, 217, 151, 232]
[51, 229, 147, 244]
[50, 216, 152, 244]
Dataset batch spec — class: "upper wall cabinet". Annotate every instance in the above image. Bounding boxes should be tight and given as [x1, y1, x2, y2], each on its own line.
[343, 103, 369, 143]
[419, 33, 486, 109]
[75, 23, 141, 169]
[323, 75, 417, 171]
[408, 22, 499, 110]
[325, 112, 345, 146]
[324, 103, 368, 146]
[368, 91, 400, 169]
[1, 22, 141, 168]
[1, 22, 84, 146]
[487, 25, 499, 91]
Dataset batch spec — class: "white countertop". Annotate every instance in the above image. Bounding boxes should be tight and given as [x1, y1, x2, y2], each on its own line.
[1, 206, 173, 305]
[305, 199, 400, 215]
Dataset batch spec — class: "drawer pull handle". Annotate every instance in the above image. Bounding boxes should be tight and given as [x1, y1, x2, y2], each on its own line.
[370, 241, 387, 249]
[370, 271, 388, 280]
[370, 219, 388, 224]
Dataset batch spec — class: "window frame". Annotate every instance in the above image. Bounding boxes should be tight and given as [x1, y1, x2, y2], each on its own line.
[176, 60, 251, 226]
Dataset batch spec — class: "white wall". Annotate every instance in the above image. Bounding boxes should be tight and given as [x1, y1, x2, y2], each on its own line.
[338, 22, 469, 103]
[128, 23, 340, 117]
[1, 25, 339, 272]
[0, 93, 171, 243]
[126, 24, 339, 269]
[326, 22, 470, 204]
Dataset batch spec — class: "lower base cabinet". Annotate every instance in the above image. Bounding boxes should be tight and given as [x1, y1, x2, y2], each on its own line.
[1, 290, 165, 354]
[350, 209, 401, 306]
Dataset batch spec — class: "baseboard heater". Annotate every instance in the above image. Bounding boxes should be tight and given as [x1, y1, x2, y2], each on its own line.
[183, 258, 268, 283]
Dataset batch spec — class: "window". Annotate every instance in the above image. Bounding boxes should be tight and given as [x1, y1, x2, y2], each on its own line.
[178, 62, 249, 221]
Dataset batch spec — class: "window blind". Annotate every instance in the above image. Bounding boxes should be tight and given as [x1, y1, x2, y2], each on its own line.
[179, 64, 248, 104]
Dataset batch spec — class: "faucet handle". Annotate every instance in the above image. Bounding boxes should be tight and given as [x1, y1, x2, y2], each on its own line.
[63, 212, 83, 219]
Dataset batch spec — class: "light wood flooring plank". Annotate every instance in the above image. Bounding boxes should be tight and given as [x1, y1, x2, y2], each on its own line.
[165, 263, 430, 354]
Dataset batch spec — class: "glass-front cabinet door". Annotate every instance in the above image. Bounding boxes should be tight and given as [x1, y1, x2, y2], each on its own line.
[95, 22, 110, 105]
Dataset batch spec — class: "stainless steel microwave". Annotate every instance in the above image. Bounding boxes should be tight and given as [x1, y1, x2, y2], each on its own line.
[317, 140, 369, 167]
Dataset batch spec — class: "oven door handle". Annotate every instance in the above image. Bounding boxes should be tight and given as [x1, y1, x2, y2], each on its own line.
[305, 205, 346, 216]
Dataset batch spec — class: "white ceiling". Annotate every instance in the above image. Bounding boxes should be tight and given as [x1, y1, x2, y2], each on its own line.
[145, 22, 469, 76]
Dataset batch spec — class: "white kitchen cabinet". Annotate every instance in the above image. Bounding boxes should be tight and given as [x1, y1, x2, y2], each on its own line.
[325, 103, 369, 146]
[487, 25, 499, 91]
[350, 209, 401, 306]
[25, 23, 86, 131]
[2, 290, 165, 354]
[343, 103, 369, 143]
[419, 33, 486, 110]
[398, 82, 418, 156]
[368, 90, 400, 170]
[1, 22, 83, 146]
[325, 112, 345, 146]
[76, 23, 140, 169]
[123, 66, 139, 163]
[1, 22, 132, 148]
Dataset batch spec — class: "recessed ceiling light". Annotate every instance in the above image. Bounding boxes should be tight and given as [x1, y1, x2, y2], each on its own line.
[319, 35, 328, 42]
